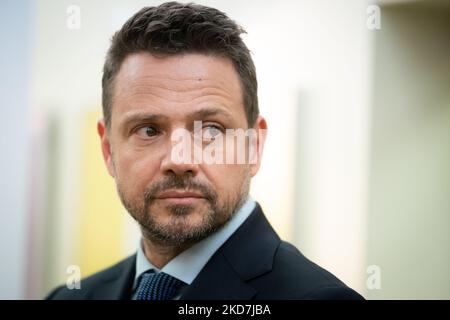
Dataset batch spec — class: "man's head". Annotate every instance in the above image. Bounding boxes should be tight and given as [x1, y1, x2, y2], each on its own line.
[98, 2, 267, 247]
[102, 1, 259, 129]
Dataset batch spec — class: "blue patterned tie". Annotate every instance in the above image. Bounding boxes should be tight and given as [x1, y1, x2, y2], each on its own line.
[135, 271, 185, 300]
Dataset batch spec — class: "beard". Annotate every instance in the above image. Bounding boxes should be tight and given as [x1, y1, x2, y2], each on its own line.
[117, 172, 250, 247]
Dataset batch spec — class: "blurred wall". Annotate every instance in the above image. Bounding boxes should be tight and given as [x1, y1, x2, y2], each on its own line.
[292, 1, 372, 295]
[0, 0, 32, 299]
[367, 2, 450, 299]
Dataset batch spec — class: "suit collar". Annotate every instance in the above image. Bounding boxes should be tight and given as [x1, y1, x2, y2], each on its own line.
[181, 202, 280, 299]
[220, 202, 280, 280]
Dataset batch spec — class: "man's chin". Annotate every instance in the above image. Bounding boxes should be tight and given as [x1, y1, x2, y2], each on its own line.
[141, 219, 217, 247]
[141, 207, 222, 246]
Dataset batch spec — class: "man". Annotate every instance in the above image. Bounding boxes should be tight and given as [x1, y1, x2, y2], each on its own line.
[47, 2, 363, 300]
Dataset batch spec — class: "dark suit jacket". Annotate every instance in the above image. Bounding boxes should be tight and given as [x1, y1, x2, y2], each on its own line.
[47, 203, 364, 300]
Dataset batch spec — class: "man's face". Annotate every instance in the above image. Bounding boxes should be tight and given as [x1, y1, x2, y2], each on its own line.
[98, 52, 266, 246]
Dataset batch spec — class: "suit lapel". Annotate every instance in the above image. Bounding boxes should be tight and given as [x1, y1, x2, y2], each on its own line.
[181, 203, 280, 300]
[180, 252, 257, 299]
[91, 255, 136, 300]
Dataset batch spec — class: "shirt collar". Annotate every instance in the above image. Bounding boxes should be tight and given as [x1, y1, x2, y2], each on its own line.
[134, 196, 256, 286]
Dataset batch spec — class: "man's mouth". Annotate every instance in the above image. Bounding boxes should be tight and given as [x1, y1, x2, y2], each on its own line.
[156, 189, 205, 205]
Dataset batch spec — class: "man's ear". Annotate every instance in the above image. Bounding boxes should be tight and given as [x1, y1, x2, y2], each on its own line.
[250, 115, 268, 177]
[97, 119, 115, 178]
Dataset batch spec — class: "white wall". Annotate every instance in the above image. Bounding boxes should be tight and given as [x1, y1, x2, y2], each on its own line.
[367, 2, 450, 299]
[0, 0, 33, 299]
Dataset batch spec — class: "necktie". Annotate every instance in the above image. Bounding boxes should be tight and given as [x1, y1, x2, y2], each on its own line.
[135, 271, 185, 300]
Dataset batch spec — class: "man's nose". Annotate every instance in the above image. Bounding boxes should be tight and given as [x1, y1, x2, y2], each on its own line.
[160, 130, 200, 177]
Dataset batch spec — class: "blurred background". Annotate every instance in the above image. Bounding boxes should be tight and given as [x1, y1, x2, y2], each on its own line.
[0, 0, 449, 299]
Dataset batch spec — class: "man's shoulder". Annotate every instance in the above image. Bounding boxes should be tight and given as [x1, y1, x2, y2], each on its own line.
[220, 203, 364, 299]
[250, 240, 365, 300]
[45, 255, 135, 300]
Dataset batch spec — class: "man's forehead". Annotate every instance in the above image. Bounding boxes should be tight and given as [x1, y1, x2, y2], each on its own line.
[116, 52, 240, 88]
[111, 52, 245, 122]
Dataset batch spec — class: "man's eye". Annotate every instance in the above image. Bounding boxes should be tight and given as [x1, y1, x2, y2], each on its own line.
[202, 124, 223, 141]
[135, 126, 159, 138]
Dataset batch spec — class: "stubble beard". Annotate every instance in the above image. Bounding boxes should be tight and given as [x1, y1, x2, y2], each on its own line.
[117, 173, 251, 248]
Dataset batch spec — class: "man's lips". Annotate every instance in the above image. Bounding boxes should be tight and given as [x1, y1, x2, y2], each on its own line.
[156, 190, 205, 199]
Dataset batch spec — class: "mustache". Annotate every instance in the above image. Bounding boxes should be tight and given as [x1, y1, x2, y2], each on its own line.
[144, 176, 217, 204]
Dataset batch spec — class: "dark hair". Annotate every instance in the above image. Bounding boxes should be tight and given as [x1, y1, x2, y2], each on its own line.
[102, 1, 258, 128]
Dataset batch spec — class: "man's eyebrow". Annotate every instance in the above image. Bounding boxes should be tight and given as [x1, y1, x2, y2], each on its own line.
[121, 112, 169, 127]
[119, 107, 234, 129]
[188, 107, 234, 121]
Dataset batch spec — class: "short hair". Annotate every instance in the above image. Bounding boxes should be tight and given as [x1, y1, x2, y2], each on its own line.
[102, 1, 259, 128]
